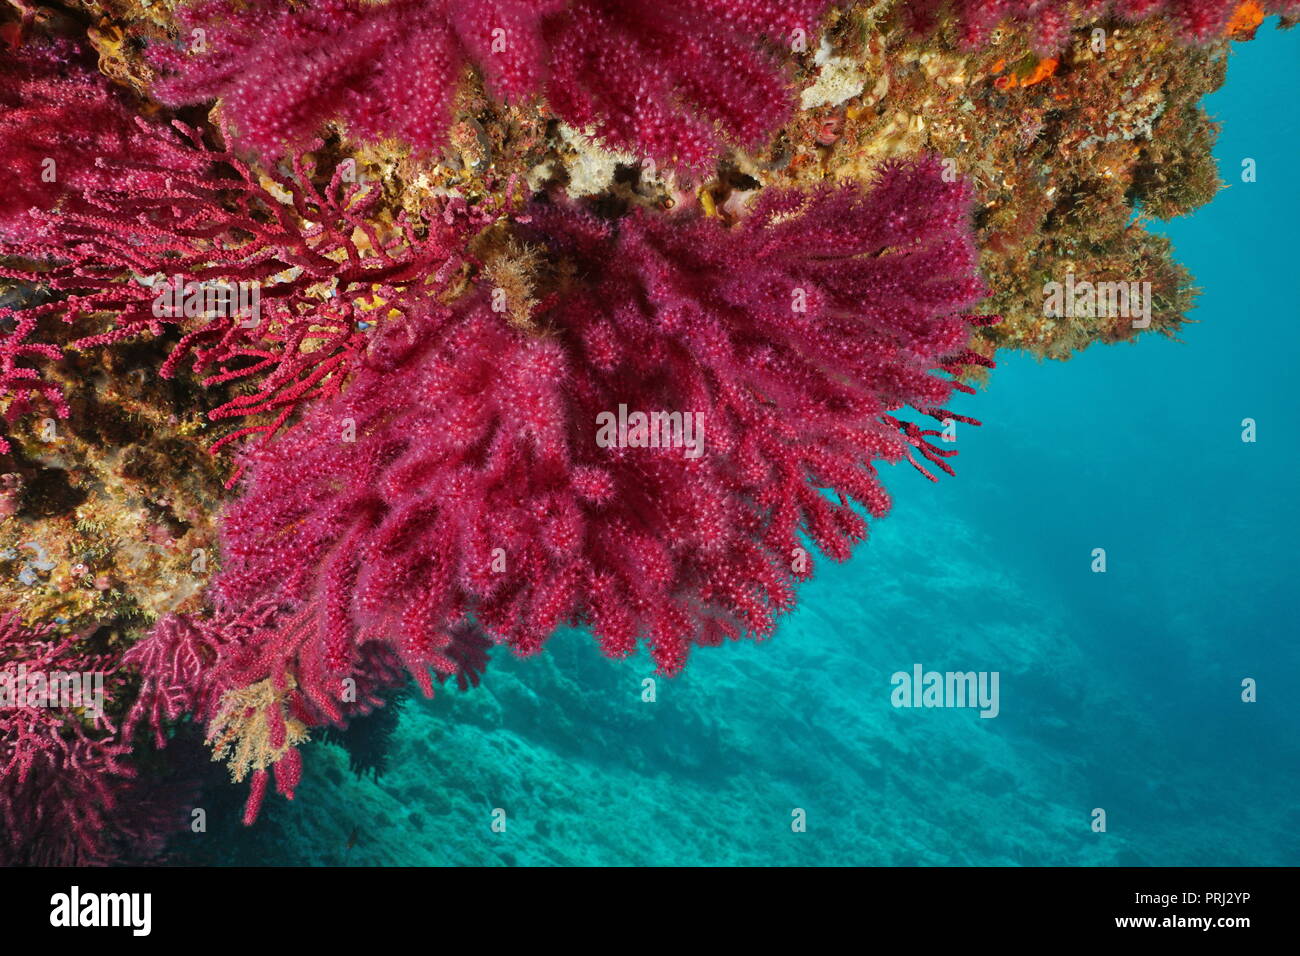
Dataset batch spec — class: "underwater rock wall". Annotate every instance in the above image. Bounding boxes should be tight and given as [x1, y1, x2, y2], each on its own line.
[0, 0, 1293, 863]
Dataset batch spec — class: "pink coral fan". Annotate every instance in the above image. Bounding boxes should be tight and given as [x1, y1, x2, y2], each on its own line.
[123, 602, 488, 822]
[0, 37, 158, 242]
[0, 612, 177, 864]
[0, 38, 468, 468]
[902, 0, 1300, 52]
[0, 35, 168, 453]
[0, 306, 67, 455]
[151, 0, 833, 170]
[212, 154, 991, 760]
[123, 605, 310, 825]
[122, 612, 233, 752]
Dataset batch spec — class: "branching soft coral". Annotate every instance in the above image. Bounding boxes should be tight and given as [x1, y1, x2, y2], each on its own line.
[210, 154, 990, 783]
[123, 600, 480, 822]
[0, 36, 162, 242]
[0, 612, 147, 864]
[151, 0, 833, 170]
[0, 307, 67, 455]
[901, 0, 1299, 51]
[0, 36, 468, 468]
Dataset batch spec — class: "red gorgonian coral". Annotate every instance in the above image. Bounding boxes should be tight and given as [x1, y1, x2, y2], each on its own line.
[0, 305, 67, 456]
[0, 36, 159, 450]
[901, 0, 1299, 52]
[0, 36, 164, 243]
[151, 0, 833, 170]
[206, 154, 991, 789]
[0, 36, 469, 467]
[124, 600, 489, 822]
[0, 612, 166, 864]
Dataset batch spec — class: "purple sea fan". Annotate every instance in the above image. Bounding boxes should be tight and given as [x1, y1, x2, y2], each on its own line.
[0, 308, 67, 456]
[123, 601, 483, 822]
[0, 37, 469, 467]
[0, 37, 173, 243]
[121, 612, 235, 751]
[0, 36, 186, 450]
[214, 155, 993, 733]
[0, 613, 169, 865]
[151, 0, 834, 170]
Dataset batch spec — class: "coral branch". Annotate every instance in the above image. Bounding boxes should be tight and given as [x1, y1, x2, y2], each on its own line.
[0, 37, 468, 470]
[214, 155, 989, 746]
[151, 0, 833, 170]
[0, 612, 176, 864]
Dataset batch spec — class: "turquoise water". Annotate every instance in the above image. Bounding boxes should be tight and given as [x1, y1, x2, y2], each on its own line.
[209, 29, 1300, 867]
